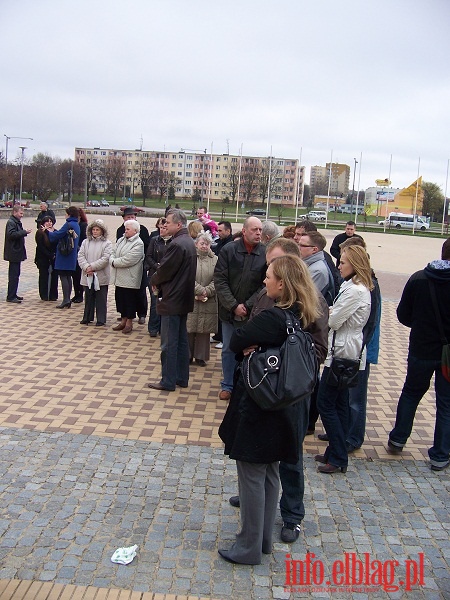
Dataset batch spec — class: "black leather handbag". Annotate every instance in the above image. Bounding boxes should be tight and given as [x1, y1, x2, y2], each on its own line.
[327, 330, 362, 390]
[242, 308, 318, 411]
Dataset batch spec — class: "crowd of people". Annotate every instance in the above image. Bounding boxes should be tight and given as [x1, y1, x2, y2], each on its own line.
[3, 204, 449, 565]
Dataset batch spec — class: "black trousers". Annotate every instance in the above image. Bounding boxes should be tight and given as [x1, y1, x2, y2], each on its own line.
[7, 262, 21, 301]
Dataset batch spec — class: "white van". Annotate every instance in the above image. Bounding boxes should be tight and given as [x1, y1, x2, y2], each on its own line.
[379, 213, 430, 230]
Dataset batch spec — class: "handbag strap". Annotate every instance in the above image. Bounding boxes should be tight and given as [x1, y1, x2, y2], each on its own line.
[428, 279, 448, 345]
[330, 329, 366, 361]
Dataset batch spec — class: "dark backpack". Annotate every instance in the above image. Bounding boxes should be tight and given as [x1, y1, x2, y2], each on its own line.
[58, 228, 76, 256]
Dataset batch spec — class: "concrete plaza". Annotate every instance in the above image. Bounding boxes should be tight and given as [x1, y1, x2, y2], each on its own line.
[0, 214, 448, 599]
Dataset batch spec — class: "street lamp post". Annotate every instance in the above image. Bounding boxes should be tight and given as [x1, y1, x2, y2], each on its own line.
[18, 146, 27, 203]
[3, 134, 33, 203]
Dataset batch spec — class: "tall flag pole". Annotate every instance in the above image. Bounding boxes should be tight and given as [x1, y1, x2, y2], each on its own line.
[235, 144, 243, 223]
[294, 147, 303, 225]
[354, 152, 363, 226]
[442, 158, 449, 236]
[412, 157, 421, 235]
[325, 150, 333, 229]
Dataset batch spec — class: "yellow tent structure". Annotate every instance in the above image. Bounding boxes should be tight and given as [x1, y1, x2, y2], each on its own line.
[392, 177, 423, 215]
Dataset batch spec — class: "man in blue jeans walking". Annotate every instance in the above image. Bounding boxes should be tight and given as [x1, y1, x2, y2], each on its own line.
[388, 238, 450, 471]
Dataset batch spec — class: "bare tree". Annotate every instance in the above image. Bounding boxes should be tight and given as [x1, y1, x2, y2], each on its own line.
[30, 153, 58, 202]
[241, 159, 259, 206]
[103, 156, 125, 204]
[223, 161, 240, 206]
[258, 159, 283, 208]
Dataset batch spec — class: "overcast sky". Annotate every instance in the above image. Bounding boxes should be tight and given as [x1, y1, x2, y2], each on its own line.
[2, 0, 450, 192]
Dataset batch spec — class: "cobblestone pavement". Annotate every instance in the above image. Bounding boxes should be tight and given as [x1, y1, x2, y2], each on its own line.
[0, 216, 449, 599]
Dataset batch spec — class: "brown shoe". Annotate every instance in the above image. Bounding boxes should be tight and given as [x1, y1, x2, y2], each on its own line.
[113, 323, 125, 331]
[219, 390, 231, 401]
[122, 325, 133, 334]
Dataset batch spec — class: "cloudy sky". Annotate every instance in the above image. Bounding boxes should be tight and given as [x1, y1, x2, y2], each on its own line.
[2, 0, 450, 191]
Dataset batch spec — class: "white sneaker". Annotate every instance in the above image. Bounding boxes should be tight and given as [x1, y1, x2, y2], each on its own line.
[215, 342, 223, 349]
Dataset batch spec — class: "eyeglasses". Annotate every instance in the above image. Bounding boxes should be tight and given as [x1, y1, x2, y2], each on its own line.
[299, 244, 316, 248]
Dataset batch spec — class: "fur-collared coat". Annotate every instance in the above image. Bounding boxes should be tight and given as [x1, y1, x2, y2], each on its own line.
[78, 221, 112, 287]
[187, 249, 218, 334]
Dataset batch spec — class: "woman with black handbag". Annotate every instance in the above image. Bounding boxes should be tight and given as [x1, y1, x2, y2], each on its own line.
[316, 245, 373, 474]
[218, 255, 320, 565]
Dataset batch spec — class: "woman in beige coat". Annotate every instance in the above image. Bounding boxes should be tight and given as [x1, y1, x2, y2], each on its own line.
[109, 220, 144, 334]
[77, 219, 112, 326]
[187, 232, 218, 366]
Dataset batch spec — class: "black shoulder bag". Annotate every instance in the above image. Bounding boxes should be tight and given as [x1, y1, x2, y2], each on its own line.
[242, 308, 318, 411]
[326, 330, 364, 390]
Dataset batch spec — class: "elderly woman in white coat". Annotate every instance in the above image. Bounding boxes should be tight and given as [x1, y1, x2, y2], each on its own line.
[187, 231, 218, 366]
[77, 219, 112, 327]
[316, 245, 373, 474]
[110, 220, 144, 334]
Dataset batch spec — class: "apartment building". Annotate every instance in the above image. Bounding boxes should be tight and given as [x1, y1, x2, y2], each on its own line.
[74, 146, 304, 205]
[310, 163, 350, 196]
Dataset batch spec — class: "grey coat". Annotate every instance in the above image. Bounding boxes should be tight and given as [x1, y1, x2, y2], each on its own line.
[187, 249, 218, 334]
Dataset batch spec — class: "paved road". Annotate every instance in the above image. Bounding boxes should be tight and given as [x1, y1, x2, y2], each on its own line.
[0, 216, 448, 599]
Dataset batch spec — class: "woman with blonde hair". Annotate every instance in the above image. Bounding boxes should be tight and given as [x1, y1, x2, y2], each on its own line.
[316, 245, 373, 474]
[218, 254, 319, 565]
[188, 220, 203, 239]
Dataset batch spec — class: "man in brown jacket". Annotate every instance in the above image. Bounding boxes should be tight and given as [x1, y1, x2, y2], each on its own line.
[148, 209, 197, 391]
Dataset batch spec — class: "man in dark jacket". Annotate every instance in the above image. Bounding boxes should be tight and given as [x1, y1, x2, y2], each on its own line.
[213, 221, 233, 256]
[330, 221, 363, 268]
[148, 209, 197, 392]
[35, 201, 56, 228]
[388, 238, 450, 471]
[4, 205, 32, 303]
[116, 207, 150, 324]
[214, 217, 266, 400]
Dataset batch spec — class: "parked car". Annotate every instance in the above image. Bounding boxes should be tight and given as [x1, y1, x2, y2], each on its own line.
[100, 199, 110, 207]
[119, 205, 145, 213]
[245, 208, 267, 217]
[306, 211, 327, 221]
[86, 200, 101, 207]
[5, 200, 30, 208]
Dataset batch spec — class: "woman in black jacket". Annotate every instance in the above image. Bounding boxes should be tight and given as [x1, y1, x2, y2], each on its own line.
[34, 216, 58, 301]
[218, 255, 319, 565]
[144, 218, 172, 337]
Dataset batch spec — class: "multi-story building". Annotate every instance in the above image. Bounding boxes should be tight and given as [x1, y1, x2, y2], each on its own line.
[310, 163, 350, 197]
[74, 146, 304, 206]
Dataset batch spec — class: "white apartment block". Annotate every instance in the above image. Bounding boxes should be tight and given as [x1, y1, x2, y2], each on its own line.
[74, 147, 304, 205]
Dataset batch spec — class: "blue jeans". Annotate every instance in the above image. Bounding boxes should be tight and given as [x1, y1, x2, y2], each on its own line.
[347, 364, 371, 449]
[317, 367, 349, 468]
[147, 291, 160, 335]
[220, 320, 238, 392]
[389, 355, 450, 468]
[279, 396, 310, 525]
[160, 314, 189, 390]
